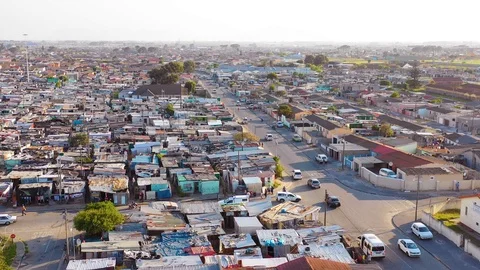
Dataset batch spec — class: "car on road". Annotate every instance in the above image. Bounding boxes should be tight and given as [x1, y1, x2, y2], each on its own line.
[379, 168, 397, 178]
[315, 154, 328, 163]
[292, 134, 302, 142]
[265, 134, 274, 141]
[276, 121, 284, 128]
[326, 195, 341, 208]
[292, 169, 303, 180]
[411, 222, 433, 239]
[277, 192, 302, 203]
[307, 178, 321, 189]
[0, 214, 17, 225]
[397, 239, 421, 257]
[236, 100, 241, 106]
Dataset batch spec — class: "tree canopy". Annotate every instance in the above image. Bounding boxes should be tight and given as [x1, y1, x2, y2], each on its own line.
[185, 81, 196, 95]
[267, 72, 278, 81]
[278, 104, 293, 118]
[408, 61, 422, 89]
[305, 54, 329, 65]
[390, 91, 400, 98]
[148, 62, 184, 84]
[165, 103, 175, 116]
[69, 133, 89, 147]
[233, 132, 259, 142]
[73, 201, 124, 236]
[183, 60, 195, 74]
[379, 123, 394, 137]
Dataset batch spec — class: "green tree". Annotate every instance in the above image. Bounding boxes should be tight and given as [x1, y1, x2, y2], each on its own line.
[268, 85, 275, 91]
[275, 90, 287, 97]
[267, 72, 278, 81]
[137, 47, 147, 53]
[273, 156, 284, 178]
[73, 201, 124, 236]
[313, 54, 329, 65]
[432, 98, 442, 104]
[185, 80, 196, 94]
[183, 60, 196, 74]
[69, 133, 89, 147]
[55, 81, 62, 89]
[233, 132, 259, 142]
[390, 91, 400, 98]
[165, 103, 175, 116]
[379, 80, 392, 86]
[112, 91, 120, 99]
[147, 47, 158, 53]
[212, 63, 219, 68]
[148, 62, 184, 84]
[379, 123, 394, 137]
[408, 61, 422, 89]
[304, 55, 315, 64]
[278, 104, 293, 118]
[327, 105, 338, 114]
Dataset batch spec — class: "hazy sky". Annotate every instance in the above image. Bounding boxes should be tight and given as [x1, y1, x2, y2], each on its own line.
[2, 0, 478, 42]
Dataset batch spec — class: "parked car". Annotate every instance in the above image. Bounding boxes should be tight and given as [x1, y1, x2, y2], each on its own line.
[379, 168, 397, 178]
[397, 239, 421, 257]
[307, 178, 321, 189]
[265, 134, 274, 141]
[0, 214, 17, 225]
[218, 195, 250, 206]
[411, 222, 433, 239]
[277, 192, 302, 203]
[292, 134, 302, 142]
[292, 169, 303, 180]
[276, 121, 284, 128]
[326, 195, 341, 208]
[315, 154, 328, 163]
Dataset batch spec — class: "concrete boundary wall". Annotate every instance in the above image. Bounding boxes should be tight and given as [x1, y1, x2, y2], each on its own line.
[464, 239, 480, 263]
[360, 167, 480, 191]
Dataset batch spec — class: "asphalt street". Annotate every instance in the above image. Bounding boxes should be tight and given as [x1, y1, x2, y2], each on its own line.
[0, 206, 79, 270]
[219, 88, 479, 270]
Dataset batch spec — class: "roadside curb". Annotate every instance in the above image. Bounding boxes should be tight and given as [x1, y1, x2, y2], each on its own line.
[12, 238, 26, 270]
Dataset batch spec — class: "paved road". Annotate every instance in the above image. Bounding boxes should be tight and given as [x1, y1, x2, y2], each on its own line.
[0, 206, 80, 270]
[219, 88, 478, 270]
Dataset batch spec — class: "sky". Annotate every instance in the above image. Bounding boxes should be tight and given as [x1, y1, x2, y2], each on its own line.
[1, 0, 478, 43]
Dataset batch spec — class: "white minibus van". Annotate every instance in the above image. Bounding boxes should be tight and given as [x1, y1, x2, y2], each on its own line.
[358, 234, 386, 258]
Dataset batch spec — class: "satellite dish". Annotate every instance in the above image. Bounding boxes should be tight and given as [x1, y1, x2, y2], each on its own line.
[388, 162, 393, 167]
[76, 239, 82, 246]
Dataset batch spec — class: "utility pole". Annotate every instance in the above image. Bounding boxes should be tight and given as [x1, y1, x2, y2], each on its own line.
[23, 34, 30, 84]
[414, 175, 420, 221]
[341, 137, 346, 170]
[324, 189, 328, 226]
[64, 209, 70, 260]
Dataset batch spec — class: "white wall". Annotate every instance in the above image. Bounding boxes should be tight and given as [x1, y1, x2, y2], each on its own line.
[464, 239, 480, 263]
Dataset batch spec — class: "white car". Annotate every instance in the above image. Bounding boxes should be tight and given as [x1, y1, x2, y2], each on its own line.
[397, 239, 421, 257]
[0, 214, 17, 225]
[379, 168, 397, 178]
[292, 169, 302, 180]
[411, 222, 433, 239]
[277, 192, 302, 203]
[315, 154, 328, 163]
[265, 134, 274, 141]
[276, 121, 284, 128]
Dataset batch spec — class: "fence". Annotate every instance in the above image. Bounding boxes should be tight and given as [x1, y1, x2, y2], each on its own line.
[421, 211, 464, 247]
[464, 239, 480, 262]
[359, 167, 480, 191]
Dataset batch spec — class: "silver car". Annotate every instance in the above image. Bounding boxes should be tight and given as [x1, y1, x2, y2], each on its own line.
[0, 214, 17, 225]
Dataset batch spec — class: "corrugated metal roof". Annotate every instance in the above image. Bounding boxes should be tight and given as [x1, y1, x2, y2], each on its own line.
[277, 256, 351, 270]
[66, 257, 116, 270]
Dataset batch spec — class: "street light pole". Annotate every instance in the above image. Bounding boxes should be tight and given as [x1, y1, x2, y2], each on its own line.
[324, 189, 328, 226]
[341, 137, 346, 170]
[414, 175, 420, 221]
[23, 34, 30, 84]
[64, 209, 70, 260]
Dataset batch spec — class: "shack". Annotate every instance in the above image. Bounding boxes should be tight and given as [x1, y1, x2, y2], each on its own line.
[258, 202, 321, 229]
[234, 217, 263, 235]
[256, 229, 302, 258]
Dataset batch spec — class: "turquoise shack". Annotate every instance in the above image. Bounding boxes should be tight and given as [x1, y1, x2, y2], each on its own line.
[177, 173, 220, 195]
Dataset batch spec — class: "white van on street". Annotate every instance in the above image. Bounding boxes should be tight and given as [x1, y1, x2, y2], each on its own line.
[218, 195, 249, 206]
[358, 234, 386, 258]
